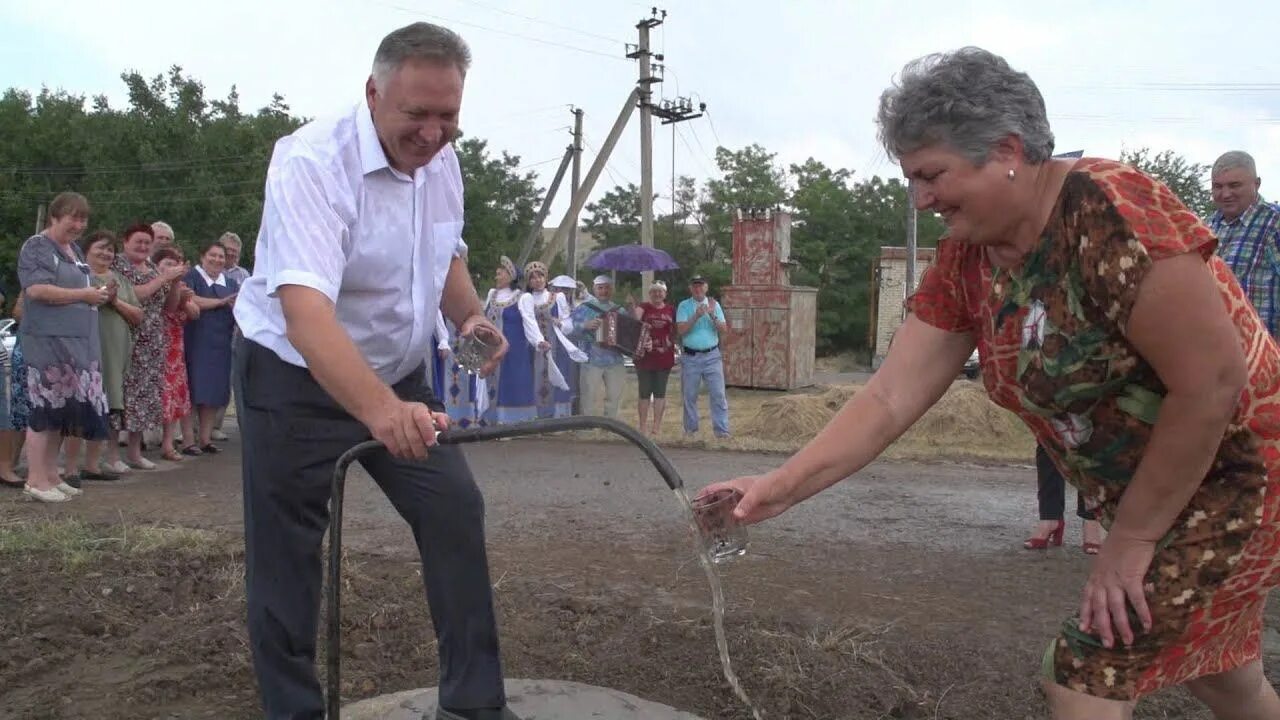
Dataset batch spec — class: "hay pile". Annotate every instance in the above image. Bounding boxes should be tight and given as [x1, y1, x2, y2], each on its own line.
[734, 381, 1035, 463]
[736, 385, 859, 443]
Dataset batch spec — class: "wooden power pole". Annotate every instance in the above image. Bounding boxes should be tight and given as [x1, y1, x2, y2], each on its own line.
[634, 9, 663, 290]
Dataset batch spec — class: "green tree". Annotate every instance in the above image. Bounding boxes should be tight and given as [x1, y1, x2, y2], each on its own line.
[700, 144, 788, 262]
[455, 137, 544, 289]
[582, 183, 642, 249]
[1119, 147, 1213, 217]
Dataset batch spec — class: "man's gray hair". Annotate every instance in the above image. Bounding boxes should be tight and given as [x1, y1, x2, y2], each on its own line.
[1212, 151, 1257, 178]
[372, 22, 471, 92]
[218, 231, 242, 248]
[151, 220, 174, 238]
[877, 47, 1055, 165]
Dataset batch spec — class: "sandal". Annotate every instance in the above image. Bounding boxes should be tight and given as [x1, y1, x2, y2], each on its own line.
[181, 445, 203, 457]
[199, 443, 220, 454]
[162, 449, 186, 462]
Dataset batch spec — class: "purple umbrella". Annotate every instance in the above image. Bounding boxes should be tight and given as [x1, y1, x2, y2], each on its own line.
[584, 245, 680, 272]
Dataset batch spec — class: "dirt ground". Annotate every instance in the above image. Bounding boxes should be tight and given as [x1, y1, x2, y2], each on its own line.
[1, 430, 1277, 719]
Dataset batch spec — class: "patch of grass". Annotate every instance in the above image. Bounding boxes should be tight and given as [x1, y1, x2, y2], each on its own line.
[0, 516, 221, 570]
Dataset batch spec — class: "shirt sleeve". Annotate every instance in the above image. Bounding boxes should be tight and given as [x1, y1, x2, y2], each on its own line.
[17, 236, 58, 289]
[517, 292, 546, 345]
[675, 300, 693, 323]
[260, 151, 349, 302]
[714, 301, 727, 322]
[1067, 161, 1217, 333]
[904, 239, 979, 334]
[555, 294, 573, 332]
[436, 311, 450, 349]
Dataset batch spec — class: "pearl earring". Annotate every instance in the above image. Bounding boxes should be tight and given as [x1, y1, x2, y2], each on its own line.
[1007, 169, 1016, 181]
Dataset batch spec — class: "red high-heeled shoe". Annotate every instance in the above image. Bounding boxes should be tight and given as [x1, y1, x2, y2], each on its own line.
[1024, 520, 1065, 550]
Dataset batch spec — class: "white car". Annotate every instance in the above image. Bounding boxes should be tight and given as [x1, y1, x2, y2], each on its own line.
[0, 319, 15, 356]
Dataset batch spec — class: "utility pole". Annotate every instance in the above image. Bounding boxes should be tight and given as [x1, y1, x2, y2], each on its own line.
[34, 204, 46, 235]
[541, 10, 707, 275]
[632, 9, 664, 290]
[904, 180, 918, 320]
[568, 107, 584, 279]
[540, 88, 642, 267]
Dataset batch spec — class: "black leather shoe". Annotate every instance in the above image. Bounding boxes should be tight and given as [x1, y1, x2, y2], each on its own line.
[436, 707, 521, 720]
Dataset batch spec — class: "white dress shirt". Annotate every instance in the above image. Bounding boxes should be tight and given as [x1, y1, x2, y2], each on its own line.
[235, 102, 467, 384]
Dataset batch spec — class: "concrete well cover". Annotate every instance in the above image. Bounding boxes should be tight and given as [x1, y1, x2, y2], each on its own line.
[341, 678, 707, 720]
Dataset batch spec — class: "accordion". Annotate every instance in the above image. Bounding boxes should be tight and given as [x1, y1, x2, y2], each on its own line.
[597, 309, 650, 358]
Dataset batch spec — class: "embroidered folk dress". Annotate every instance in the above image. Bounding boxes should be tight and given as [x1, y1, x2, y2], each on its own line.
[908, 158, 1280, 701]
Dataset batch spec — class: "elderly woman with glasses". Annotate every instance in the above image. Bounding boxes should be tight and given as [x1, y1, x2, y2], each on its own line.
[701, 47, 1280, 719]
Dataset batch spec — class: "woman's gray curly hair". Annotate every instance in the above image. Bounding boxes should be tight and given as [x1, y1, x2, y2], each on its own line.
[876, 47, 1055, 165]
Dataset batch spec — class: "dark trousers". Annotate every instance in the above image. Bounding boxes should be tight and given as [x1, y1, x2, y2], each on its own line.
[1035, 444, 1095, 521]
[236, 340, 505, 719]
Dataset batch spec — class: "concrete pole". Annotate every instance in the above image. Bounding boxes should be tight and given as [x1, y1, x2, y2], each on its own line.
[568, 108, 584, 279]
[904, 179, 918, 320]
[540, 88, 641, 267]
[638, 22, 656, 291]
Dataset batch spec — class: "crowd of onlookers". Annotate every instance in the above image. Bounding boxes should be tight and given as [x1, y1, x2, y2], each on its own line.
[2, 196, 734, 504]
[435, 255, 730, 439]
[2, 191, 245, 503]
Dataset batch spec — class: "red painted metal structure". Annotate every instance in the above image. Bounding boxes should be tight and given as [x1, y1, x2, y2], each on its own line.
[719, 210, 817, 390]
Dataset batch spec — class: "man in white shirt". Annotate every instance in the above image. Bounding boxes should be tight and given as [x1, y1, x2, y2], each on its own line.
[233, 23, 516, 720]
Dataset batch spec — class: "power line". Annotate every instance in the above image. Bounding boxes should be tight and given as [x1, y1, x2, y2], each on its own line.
[701, 105, 726, 149]
[19, 191, 268, 207]
[372, 0, 630, 63]
[514, 156, 567, 173]
[442, 0, 626, 45]
[673, 124, 716, 178]
[1, 154, 268, 176]
[1, 178, 265, 198]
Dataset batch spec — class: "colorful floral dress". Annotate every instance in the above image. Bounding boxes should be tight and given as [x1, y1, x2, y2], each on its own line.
[909, 158, 1280, 701]
[16, 234, 110, 439]
[117, 258, 168, 433]
[162, 310, 192, 423]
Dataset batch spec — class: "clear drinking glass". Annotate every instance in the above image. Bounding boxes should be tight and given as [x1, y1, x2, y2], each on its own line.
[692, 489, 748, 562]
[454, 327, 501, 372]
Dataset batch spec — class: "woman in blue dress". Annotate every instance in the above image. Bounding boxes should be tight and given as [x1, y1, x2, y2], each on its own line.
[482, 256, 538, 425]
[179, 240, 239, 454]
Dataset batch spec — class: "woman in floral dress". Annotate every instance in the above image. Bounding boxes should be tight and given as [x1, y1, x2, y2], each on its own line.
[703, 49, 1280, 718]
[153, 246, 197, 461]
[16, 192, 110, 502]
[116, 224, 185, 469]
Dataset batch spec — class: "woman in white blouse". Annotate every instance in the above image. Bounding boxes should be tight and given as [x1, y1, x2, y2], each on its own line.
[521, 262, 580, 418]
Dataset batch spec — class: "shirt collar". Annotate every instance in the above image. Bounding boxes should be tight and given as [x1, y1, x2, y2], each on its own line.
[355, 102, 445, 180]
[356, 103, 392, 176]
[196, 265, 227, 287]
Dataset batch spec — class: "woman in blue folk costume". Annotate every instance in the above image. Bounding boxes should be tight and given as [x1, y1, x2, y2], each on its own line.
[522, 263, 583, 418]
[432, 311, 485, 428]
[482, 256, 538, 425]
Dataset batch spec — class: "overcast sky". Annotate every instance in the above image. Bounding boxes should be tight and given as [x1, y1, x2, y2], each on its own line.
[3, 0, 1277, 224]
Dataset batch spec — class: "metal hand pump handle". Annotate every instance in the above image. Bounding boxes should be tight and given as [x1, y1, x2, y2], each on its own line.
[325, 416, 686, 719]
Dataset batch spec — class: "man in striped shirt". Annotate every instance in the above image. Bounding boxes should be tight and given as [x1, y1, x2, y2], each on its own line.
[1209, 151, 1280, 337]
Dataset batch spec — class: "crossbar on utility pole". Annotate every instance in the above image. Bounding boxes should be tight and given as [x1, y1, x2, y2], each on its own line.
[541, 88, 642, 267]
